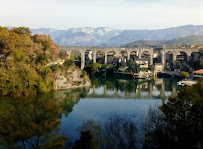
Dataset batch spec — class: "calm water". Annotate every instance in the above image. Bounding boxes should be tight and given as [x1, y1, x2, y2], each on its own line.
[59, 76, 182, 140]
[0, 75, 183, 148]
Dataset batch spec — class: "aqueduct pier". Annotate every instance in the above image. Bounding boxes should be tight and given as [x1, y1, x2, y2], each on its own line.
[60, 46, 201, 69]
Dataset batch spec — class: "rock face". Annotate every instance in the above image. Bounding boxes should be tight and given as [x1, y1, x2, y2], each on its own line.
[54, 66, 91, 90]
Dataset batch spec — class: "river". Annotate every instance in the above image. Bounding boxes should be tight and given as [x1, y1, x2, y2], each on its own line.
[60, 75, 182, 145]
[0, 75, 183, 148]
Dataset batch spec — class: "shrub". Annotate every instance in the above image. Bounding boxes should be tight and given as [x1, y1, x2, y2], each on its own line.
[50, 64, 60, 72]
[150, 67, 155, 72]
[180, 71, 189, 78]
[102, 64, 108, 70]
[140, 68, 148, 71]
[63, 59, 75, 68]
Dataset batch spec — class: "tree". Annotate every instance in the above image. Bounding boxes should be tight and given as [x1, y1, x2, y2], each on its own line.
[10, 27, 31, 36]
[127, 58, 135, 67]
[64, 59, 75, 67]
[143, 80, 203, 149]
[0, 26, 60, 97]
[180, 71, 189, 78]
[101, 64, 108, 70]
[120, 60, 126, 68]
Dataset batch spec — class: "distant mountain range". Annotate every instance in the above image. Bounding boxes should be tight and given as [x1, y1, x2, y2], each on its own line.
[27, 25, 203, 47]
[124, 36, 203, 47]
[30, 27, 121, 47]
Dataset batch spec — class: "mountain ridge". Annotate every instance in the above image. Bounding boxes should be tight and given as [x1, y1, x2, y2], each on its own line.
[9, 25, 203, 47]
[124, 36, 203, 47]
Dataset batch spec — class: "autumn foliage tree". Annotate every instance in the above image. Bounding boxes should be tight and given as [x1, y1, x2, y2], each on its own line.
[0, 26, 61, 97]
[0, 96, 68, 148]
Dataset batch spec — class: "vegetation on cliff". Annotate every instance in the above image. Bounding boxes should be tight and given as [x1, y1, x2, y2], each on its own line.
[0, 26, 89, 97]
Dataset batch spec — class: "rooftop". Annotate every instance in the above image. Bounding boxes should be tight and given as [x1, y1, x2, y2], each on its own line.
[193, 69, 203, 74]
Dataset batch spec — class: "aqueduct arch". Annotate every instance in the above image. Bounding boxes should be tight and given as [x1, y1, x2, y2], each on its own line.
[60, 46, 200, 70]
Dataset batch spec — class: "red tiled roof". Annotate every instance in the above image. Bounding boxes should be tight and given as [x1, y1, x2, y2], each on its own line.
[193, 69, 203, 74]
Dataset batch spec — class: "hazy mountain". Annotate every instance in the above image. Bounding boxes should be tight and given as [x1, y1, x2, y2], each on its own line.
[30, 27, 121, 46]
[104, 25, 203, 47]
[26, 25, 203, 47]
[124, 36, 203, 47]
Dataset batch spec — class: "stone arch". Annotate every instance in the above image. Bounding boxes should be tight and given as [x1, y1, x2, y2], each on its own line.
[70, 49, 81, 67]
[165, 51, 174, 70]
[176, 51, 188, 62]
[96, 50, 105, 64]
[140, 51, 151, 65]
[85, 49, 94, 65]
[130, 50, 139, 60]
[107, 50, 116, 65]
[191, 51, 201, 62]
[118, 50, 128, 62]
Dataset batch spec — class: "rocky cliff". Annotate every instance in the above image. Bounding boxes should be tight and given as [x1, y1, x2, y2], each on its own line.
[54, 65, 91, 90]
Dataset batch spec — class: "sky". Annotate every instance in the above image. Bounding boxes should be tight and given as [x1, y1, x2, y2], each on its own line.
[1, 0, 203, 30]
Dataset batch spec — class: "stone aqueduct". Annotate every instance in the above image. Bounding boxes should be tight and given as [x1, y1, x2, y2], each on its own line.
[60, 46, 201, 69]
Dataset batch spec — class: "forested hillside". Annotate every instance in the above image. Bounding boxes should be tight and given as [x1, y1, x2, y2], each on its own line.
[0, 26, 63, 96]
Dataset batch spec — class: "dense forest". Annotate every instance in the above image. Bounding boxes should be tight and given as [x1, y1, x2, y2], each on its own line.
[0, 26, 66, 97]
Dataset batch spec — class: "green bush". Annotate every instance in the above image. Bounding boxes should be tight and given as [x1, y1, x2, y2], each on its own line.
[150, 67, 155, 72]
[36, 53, 48, 65]
[102, 64, 108, 70]
[127, 58, 135, 67]
[140, 68, 148, 71]
[63, 59, 75, 67]
[50, 64, 60, 72]
[180, 71, 189, 78]
[120, 60, 126, 68]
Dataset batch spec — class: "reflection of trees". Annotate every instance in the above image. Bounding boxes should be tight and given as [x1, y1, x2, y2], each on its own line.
[55, 87, 90, 117]
[143, 80, 203, 149]
[75, 114, 138, 149]
[77, 79, 203, 149]
[0, 95, 67, 148]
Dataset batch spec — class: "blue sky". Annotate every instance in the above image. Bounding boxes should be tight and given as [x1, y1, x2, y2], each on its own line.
[0, 0, 203, 30]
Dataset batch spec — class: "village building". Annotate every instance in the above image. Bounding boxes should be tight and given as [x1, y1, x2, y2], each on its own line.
[154, 63, 163, 73]
[193, 69, 203, 78]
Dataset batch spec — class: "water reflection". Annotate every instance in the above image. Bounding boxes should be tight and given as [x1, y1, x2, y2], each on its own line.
[0, 76, 183, 148]
[0, 95, 67, 148]
[55, 87, 90, 117]
[88, 76, 181, 100]
[0, 87, 90, 148]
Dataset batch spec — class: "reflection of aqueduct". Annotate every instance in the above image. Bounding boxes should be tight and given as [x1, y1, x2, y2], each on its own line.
[87, 79, 178, 100]
[60, 46, 200, 69]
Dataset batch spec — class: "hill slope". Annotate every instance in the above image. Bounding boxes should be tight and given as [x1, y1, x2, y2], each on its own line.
[124, 36, 203, 47]
[105, 25, 203, 46]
